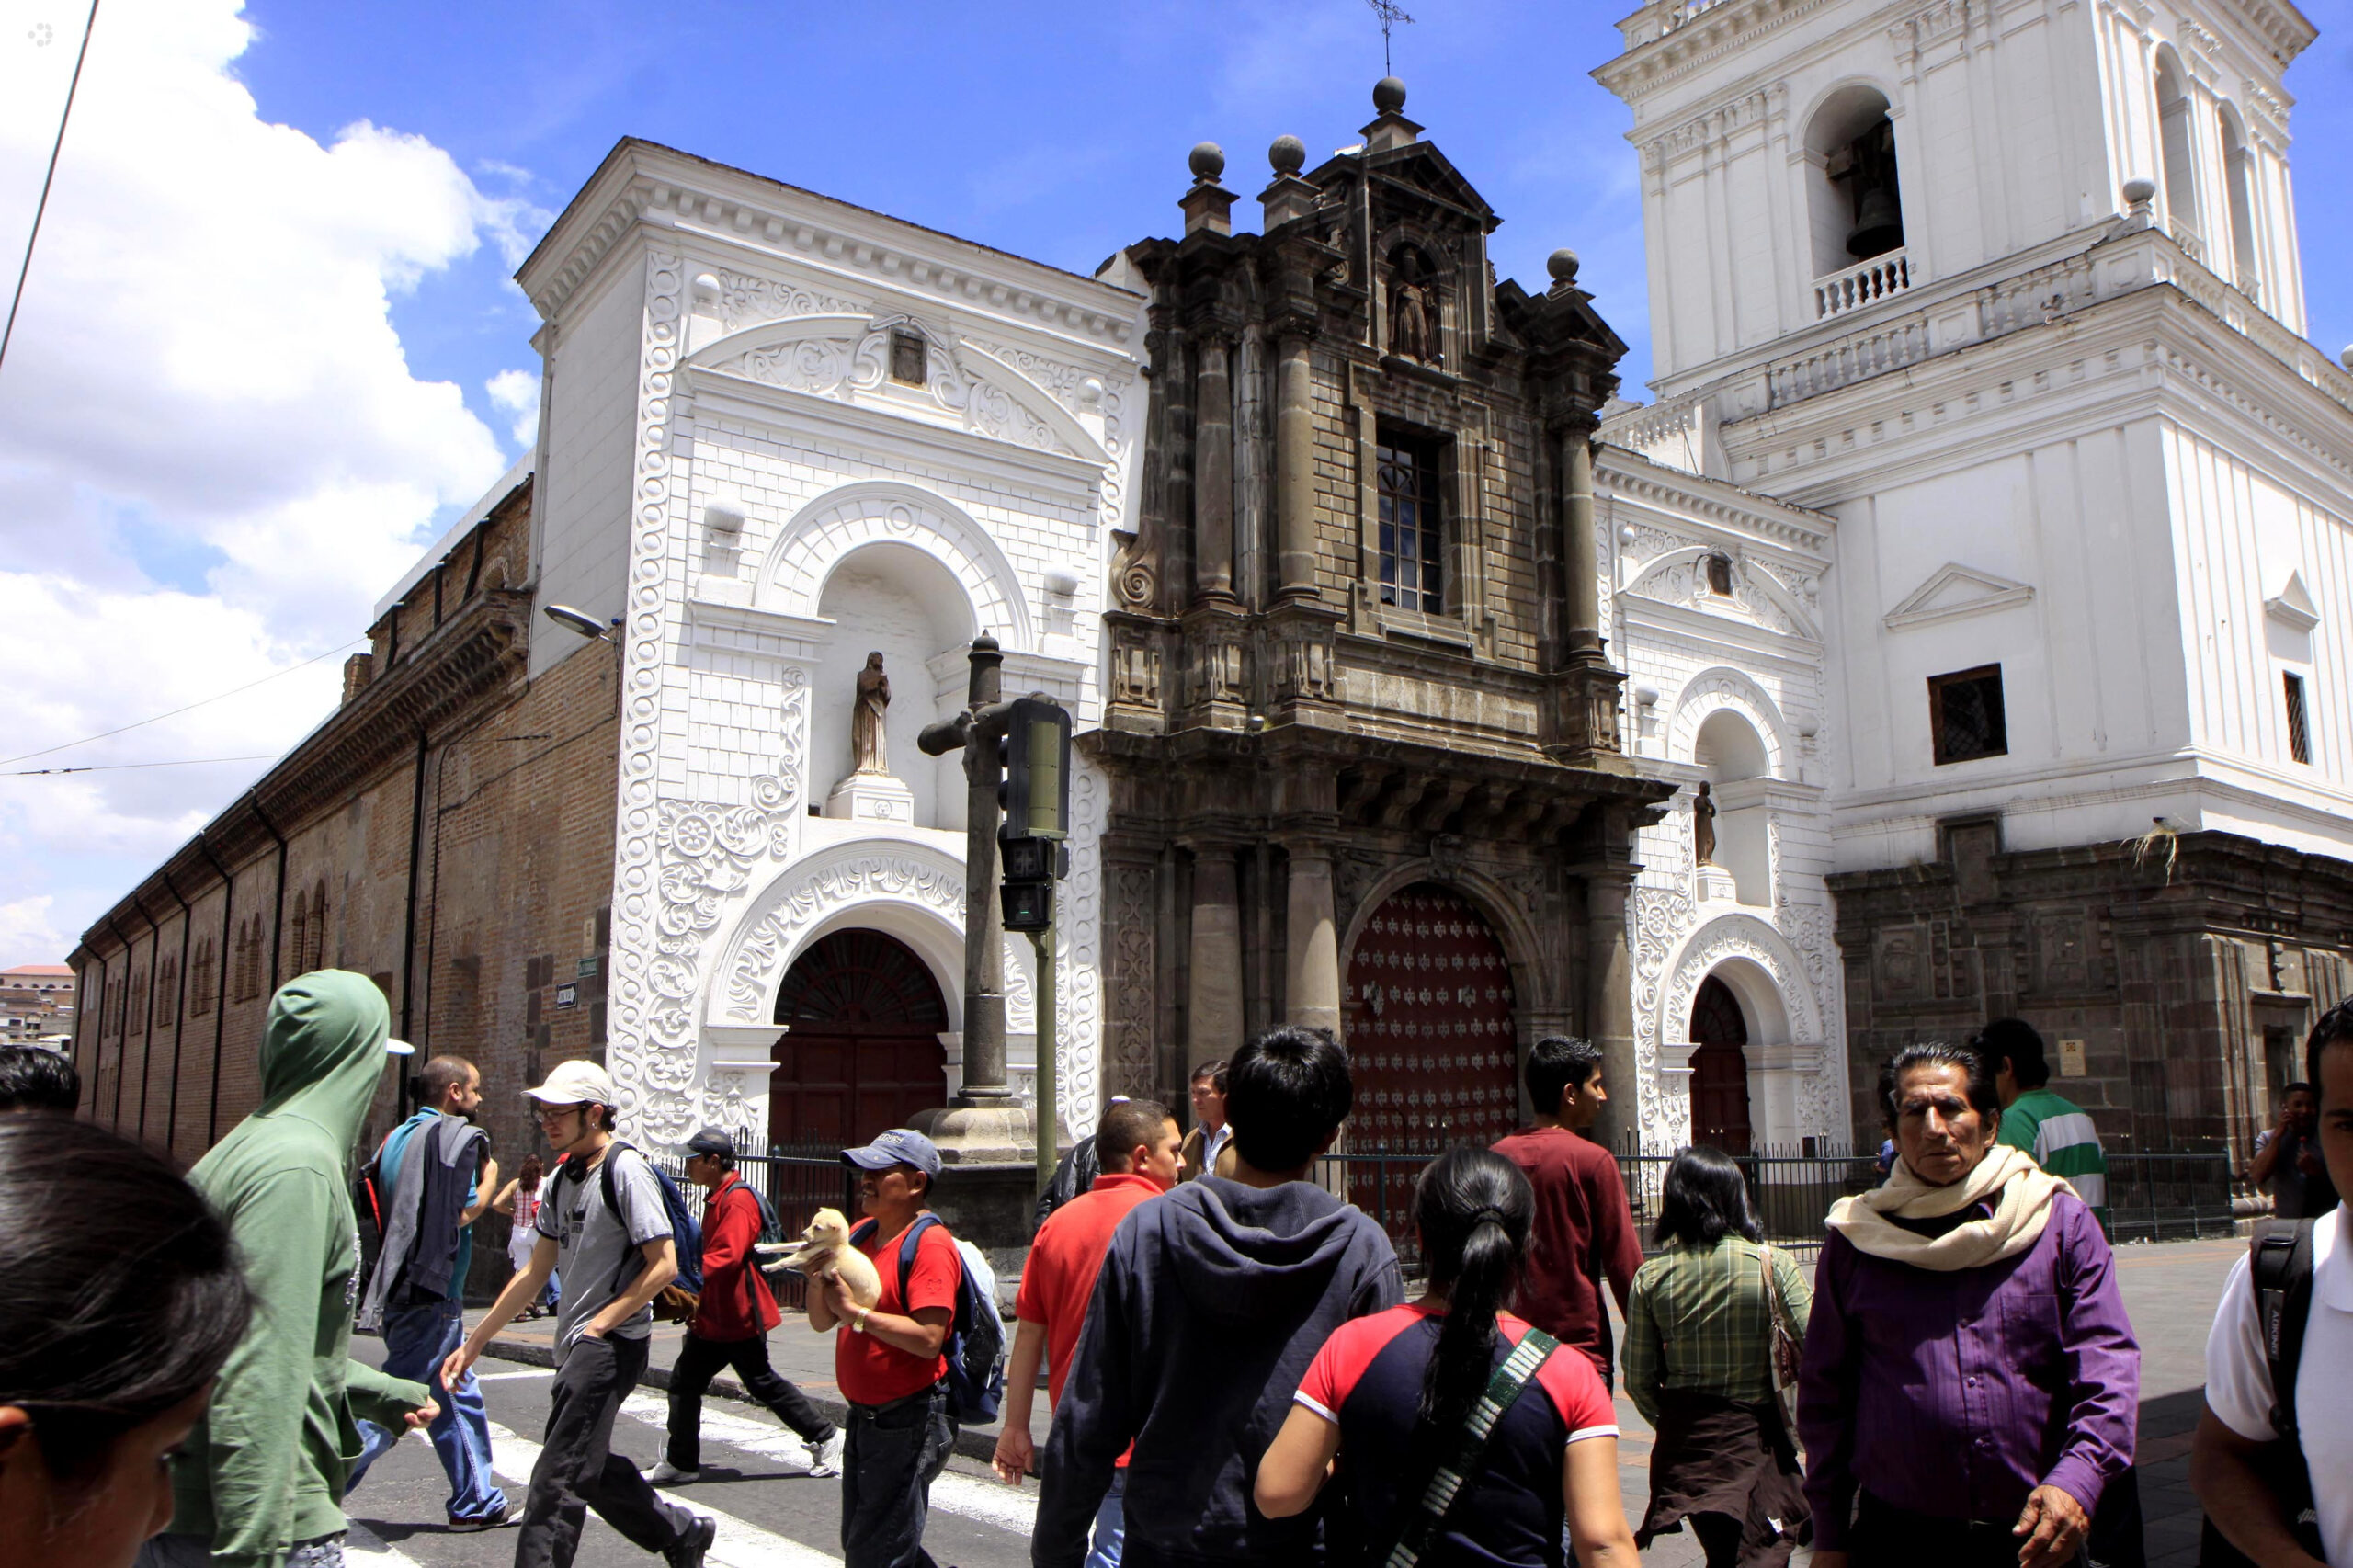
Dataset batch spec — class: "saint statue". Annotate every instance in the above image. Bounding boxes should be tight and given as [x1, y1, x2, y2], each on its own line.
[1692, 780, 1718, 867]
[851, 652, 891, 776]
[1390, 250, 1434, 363]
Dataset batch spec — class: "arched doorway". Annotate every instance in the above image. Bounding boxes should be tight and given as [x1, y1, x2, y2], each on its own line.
[770, 928, 949, 1150]
[1344, 883, 1518, 1255]
[1688, 973, 1753, 1153]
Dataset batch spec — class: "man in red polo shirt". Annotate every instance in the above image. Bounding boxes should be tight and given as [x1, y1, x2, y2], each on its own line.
[992, 1100, 1183, 1566]
[1492, 1035, 1643, 1386]
[809, 1129, 962, 1568]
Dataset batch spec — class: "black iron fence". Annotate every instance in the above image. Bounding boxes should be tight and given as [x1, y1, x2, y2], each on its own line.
[1317, 1141, 2239, 1274]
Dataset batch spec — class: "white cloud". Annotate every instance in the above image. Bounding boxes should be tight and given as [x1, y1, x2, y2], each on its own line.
[0, 0, 538, 953]
[487, 368, 542, 450]
[0, 898, 66, 969]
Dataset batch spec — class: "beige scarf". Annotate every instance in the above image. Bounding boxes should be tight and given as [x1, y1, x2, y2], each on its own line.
[1825, 1143, 2075, 1271]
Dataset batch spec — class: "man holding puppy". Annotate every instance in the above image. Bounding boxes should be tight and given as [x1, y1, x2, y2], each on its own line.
[809, 1128, 965, 1568]
[644, 1127, 845, 1486]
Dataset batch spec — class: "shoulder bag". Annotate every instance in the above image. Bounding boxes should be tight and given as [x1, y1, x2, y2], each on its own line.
[1757, 1243, 1804, 1445]
[1379, 1326, 1561, 1568]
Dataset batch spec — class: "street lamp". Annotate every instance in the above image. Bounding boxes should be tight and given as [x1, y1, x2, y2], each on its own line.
[543, 605, 620, 641]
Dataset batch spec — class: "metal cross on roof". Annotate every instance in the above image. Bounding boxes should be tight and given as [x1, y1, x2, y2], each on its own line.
[1366, 0, 1415, 77]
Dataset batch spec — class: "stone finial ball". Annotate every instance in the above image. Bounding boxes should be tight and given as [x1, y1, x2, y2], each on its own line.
[1189, 142, 1226, 182]
[1270, 134, 1308, 176]
[1548, 248, 1581, 285]
[2121, 176, 2157, 204]
[1373, 76, 1408, 114]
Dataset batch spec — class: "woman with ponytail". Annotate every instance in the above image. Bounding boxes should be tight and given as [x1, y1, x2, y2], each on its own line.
[1256, 1147, 1638, 1567]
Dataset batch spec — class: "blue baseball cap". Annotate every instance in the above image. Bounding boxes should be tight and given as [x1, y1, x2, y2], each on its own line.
[841, 1128, 941, 1179]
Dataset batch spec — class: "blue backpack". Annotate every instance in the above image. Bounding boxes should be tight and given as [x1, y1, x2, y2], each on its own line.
[588, 1142, 705, 1316]
[849, 1213, 1006, 1424]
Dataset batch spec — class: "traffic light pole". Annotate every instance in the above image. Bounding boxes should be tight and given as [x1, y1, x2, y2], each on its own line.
[1030, 915, 1056, 1198]
[917, 635, 1017, 1107]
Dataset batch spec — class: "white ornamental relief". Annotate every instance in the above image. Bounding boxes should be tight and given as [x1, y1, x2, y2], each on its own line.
[716, 272, 869, 332]
[696, 1070, 762, 1153]
[722, 854, 966, 1023]
[1629, 884, 1699, 1145]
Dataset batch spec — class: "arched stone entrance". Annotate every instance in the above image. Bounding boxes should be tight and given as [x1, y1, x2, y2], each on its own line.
[1688, 973, 1753, 1153]
[769, 928, 949, 1149]
[1343, 883, 1518, 1246]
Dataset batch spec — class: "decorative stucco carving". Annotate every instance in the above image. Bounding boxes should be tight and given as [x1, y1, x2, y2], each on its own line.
[714, 271, 868, 332]
[1665, 667, 1791, 774]
[1107, 862, 1157, 1097]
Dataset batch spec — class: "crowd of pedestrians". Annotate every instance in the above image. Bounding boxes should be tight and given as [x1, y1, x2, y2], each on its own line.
[1, 980, 2347, 1568]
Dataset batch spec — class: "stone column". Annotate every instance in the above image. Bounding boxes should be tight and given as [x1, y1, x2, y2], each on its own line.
[1563, 430, 1601, 654]
[1585, 869, 1639, 1152]
[1186, 846, 1245, 1071]
[1275, 331, 1318, 597]
[1285, 846, 1341, 1036]
[1194, 335, 1235, 600]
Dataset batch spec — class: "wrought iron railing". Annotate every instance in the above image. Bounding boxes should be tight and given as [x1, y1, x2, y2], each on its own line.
[651, 1145, 858, 1309]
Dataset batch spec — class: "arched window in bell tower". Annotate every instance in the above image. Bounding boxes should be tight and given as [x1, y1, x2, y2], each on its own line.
[1804, 86, 1905, 283]
[2155, 50, 2201, 258]
[2219, 106, 2260, 301]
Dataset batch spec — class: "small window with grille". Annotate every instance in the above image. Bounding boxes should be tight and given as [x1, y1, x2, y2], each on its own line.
[2284, 672, 2312, 764]
[1705, 552, 1734, 595]
[1928, 665, 2008, 765]
[1376, 428, 1446, 614]
[889, 331, 927, 386]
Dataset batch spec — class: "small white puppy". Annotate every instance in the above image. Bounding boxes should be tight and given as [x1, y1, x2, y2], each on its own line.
[756, 1207, 881, 1310]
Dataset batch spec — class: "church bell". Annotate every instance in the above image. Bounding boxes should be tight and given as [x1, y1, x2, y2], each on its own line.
[1847, 187, 1904, 259]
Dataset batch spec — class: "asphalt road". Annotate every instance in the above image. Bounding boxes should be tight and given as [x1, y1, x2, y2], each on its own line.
[340, 1358, 1037, 1568]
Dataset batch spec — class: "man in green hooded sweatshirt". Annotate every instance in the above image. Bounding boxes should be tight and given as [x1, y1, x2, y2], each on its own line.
[139, 971, 440, 1568]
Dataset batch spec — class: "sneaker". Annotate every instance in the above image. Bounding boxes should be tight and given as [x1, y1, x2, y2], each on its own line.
[807, 1428, 846, 1478]
[664, 1513, 717, 1568]
[449, 1500, 524, 1532]
[642, 1460, 700, 1486]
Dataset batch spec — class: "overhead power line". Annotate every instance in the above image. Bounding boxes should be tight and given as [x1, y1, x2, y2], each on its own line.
[0, 636, 365, 767]
[6, 753, 283, 777]
[1, 0, 100, 380]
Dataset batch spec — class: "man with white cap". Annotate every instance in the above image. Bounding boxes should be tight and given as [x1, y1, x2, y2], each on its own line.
[808, 1127, 963, 1568]
[442, 1060, 714, 1568]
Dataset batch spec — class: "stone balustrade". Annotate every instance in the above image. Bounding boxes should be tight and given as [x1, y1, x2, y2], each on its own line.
[1813, 249, 1914, 320]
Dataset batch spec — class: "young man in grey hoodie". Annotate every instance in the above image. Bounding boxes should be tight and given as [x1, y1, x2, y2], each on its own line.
[1034, 1026, 1403, 1568]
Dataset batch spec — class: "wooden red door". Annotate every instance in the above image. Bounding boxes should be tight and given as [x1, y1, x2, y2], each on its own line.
[769, 929, 949, 1151]
[1688, 973, 1753, 1154]
[1343, 883, 1518, 1255]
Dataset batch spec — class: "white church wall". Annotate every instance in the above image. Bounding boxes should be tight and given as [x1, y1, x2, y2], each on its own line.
[529, 264, 646, 680]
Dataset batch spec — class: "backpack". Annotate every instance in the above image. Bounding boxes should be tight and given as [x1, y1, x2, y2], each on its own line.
[850, 1213, 1006, 1424]
[737, 1179, 787, 1248]
[351, 1130, 398, 1309]
[2198, 1219, 2323, 1568]
[581, 1141, 705, 1323]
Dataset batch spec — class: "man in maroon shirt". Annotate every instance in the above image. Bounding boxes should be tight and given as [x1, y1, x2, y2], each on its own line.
[645, 1127, 843, 1484]
[1492, 1035, 1643, 1385]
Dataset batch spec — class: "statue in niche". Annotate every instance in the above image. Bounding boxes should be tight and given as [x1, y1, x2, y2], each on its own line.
[851, 652, 892, 775]
[1692, 780, 1718, 867]
[1390, 247, 1435, 364]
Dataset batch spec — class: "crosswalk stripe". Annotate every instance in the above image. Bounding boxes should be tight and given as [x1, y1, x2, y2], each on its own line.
[476, 1415, 841, 1567]
[345, 1519, 423, 1567]
[615, 1392, 1040, 1534]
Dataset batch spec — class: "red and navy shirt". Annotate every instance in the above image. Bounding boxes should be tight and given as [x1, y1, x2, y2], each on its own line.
[1294, 1303, 1619, 1568]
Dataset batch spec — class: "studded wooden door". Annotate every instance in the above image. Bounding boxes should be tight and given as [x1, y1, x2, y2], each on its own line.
[1343, 883, 1518, 1253]
[1688, 973, 1753, 1154]
[769, 929, 949, 1152]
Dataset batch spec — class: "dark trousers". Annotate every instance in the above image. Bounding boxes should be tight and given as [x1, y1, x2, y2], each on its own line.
[839, 1383, 953, 1568]
[665, 1329, 836, 1470]
[517, 1333, 695, 1568]
[1852, 1492, 2077, 1568]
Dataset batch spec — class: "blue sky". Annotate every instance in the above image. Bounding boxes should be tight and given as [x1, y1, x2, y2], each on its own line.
[0, 0, 2349, 966]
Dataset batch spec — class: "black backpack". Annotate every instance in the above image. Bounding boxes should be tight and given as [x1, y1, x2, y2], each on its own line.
[2198, 1219, 2323, 1567]
[848, 1213, 1006, 1424]
[351, 1130, 397, 1309]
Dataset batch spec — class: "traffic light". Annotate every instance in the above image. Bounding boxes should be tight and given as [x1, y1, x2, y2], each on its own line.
[996, 698, 1072, 843]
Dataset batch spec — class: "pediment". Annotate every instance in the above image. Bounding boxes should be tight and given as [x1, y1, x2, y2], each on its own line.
[2267, 570, 2320, 632]
[686, 313, 1105, 464]
[1882, 562, 2035, 631]
[1361, 142, 1496, 226]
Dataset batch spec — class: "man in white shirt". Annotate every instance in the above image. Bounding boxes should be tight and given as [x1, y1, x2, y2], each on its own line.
[2195, 1000, 2353, 1567]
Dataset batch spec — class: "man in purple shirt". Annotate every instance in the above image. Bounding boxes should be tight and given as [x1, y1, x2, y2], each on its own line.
[1800, 1040, 2138, 1568]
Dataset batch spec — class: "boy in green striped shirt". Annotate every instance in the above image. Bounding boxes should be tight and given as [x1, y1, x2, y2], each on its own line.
[1975, 1017, 2110, 1233]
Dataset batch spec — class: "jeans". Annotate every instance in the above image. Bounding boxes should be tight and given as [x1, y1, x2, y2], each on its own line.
[347, 1297, 508, 1523]
[517, 1333, 696, 1568]
[665, 1330, 837, 1471]
[1086, 1470, 1126, 1568]
[840, 1383, 953, 1568]
[139, 1533, 346, 1568]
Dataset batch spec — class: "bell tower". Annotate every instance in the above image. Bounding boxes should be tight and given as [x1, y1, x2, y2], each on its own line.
[1595, 0, 2316, 398]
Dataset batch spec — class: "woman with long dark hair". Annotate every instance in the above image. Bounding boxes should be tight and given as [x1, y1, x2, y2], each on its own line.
[0, 1116, 252, 1568]
[492, 1153, 558, 1317]
[1622, 1145, 1811, 1568]
[1256, 1146, 1638, 1567]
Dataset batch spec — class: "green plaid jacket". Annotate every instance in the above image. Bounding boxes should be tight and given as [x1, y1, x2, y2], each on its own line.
[1620, 1234, 1813, 1429]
